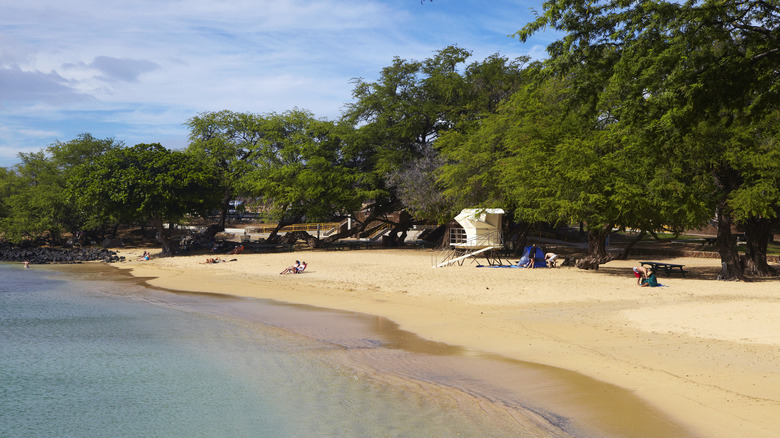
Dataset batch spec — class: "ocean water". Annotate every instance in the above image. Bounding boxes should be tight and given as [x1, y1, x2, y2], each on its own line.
[1, 263, 693, 438]
[0, 263, 547, 438]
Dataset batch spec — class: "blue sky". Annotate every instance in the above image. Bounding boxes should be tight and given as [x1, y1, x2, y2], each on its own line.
[0, 0, 556, 167]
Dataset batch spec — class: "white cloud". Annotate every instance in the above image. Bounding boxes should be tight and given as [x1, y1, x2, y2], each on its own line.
[0, 0, 556, 167]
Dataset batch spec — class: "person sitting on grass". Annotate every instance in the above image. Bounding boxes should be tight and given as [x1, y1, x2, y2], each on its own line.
[280, 260, 300, 275]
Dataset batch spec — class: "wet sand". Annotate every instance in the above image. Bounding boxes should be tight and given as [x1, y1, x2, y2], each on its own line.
[107, 248, 780, 437]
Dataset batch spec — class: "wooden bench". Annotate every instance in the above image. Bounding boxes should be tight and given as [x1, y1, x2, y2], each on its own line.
[245, 243, 294, 253]
[326, 241, 374, 250]
[640, 261, 689, 278]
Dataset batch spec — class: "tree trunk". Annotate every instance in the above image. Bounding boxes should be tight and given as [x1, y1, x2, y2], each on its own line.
[504, 222, 531, 252]
[715, 202, 745, 281]
[742, 217, 776, 277]
[383, 211, 412, 247]
[279, 230, 319, 247]
[151, 215, 173, 256]
[265, 208, 302, 244]
[217, 187, 232, 230]
[576, 226, 613, 270]
[618, 230, 646, 260]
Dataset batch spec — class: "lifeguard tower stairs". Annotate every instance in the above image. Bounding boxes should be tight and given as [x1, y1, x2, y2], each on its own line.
[433, 208, 505, 268]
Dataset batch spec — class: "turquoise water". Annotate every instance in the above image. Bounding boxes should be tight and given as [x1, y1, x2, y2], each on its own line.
[0, 264, 538, 437]
[0, 263, 692, 438]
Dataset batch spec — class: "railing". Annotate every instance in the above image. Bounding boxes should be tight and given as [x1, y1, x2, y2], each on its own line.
[448, 228, 502, 248]
[367, 223, 392, 241]
[249, 222, 341, 234]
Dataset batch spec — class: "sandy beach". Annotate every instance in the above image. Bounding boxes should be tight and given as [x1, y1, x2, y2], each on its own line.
[112, 247, 780, 437]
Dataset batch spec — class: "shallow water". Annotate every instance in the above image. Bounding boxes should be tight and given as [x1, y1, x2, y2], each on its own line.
[1, 263, 692, 437]
[0, 264, 547, 437]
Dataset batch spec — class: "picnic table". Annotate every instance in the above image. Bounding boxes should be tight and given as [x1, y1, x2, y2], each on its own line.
[640, 261, 689, 277]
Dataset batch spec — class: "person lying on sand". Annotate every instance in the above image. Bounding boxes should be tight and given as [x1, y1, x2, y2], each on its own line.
[201, 258, 227, 264]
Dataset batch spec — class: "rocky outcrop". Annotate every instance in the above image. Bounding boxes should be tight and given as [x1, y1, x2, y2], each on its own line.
[0, 245, 121, 264]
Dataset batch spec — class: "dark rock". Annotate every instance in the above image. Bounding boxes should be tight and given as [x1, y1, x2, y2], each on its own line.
[0, 245, 118, 264]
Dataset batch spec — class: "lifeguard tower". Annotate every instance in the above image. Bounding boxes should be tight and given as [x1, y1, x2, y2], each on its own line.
[433, 208, 505, 268]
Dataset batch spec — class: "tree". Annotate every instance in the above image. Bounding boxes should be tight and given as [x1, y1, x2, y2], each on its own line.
[516, 0, 780, 279]
[439, 71, 675, 268]
[0, 134, 121, 244]
[0, 152, 63, 243]
[70, 143, 223, 255]
[238, 109, 365, 243]
[386, 144, 450, 223]
[342, 47, 529, 241]
[0, 167, 14, 227]
[729, 112, 780, 276]
[186, 110, 266, 230]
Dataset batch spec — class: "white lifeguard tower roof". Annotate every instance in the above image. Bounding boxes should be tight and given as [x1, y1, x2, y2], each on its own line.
[452, 208, 504, 249]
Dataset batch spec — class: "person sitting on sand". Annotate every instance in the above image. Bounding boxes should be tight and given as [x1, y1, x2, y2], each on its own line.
[294, 261, 307, 274]
[229, 244, 244, 255]
[280, 260, 300, 275]
[545, 252, 558, 268]
[633, 266, 649, 286]
[640, 268, 659, 287]
[137, 251, 150, 261]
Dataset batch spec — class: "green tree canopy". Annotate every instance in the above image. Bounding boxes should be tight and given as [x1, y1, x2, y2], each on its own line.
[69, 143, 223, 255]
[439, 72, 678, 264]
[342, 46, 530, 234]
[0, 134, 121, 244]
[516, 0, 780, 278]
[186, 110, 267, 229]
[238, 109, 366, 241]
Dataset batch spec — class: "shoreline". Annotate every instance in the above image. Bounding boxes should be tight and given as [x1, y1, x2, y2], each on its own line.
[106, 248, 780, 437]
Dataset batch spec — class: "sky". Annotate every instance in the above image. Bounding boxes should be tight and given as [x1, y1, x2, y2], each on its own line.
[0, 0, 557, 167]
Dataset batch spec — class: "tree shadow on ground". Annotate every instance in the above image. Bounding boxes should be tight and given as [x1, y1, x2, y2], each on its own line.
[595, 264, 723, 281]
